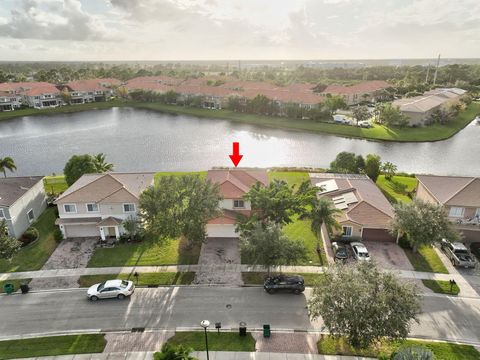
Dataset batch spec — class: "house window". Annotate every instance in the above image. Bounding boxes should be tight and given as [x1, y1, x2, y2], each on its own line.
[476, 208, 480, 218]
[86, 203, 99, 212]
[0, 209, 5, 219]
[123, 203, 135, 213]
[64, 204, 77, 213]
[449, 207, 464, 218]
[342, 226, 353, 237]
[27, 209, 35, 223]
[233, 200, 245, 209]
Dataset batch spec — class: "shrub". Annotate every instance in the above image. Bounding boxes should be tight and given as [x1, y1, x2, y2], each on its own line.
[19, 227, 39, 247]
[154, 343, 197, 360]
[397, 235, 411, 249]
[391, 345, 435, 360]
[54, 228, 64, 242]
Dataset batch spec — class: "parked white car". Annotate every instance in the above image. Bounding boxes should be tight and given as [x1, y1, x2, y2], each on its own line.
[357, 120, 373, 128]
[87, 279, 135, 301]
[350, 242, 371, 261]
[333, 114, 351, 125]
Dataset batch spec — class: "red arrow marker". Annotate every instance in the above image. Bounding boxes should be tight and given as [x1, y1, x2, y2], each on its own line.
[229, 142, 243, 167]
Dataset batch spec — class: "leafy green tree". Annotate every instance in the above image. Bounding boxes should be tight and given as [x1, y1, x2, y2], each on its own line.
[139, 175, 221, 246]
[365, 154, 382, 182]
[382, 161, 398, 180]
[0, 157, 17, 178]
[355, 155, 365, 172]
[308, 261, 421, 349]
[390, 199, 460, 252]
[0, 219, 22, 260]
[330, 152, 358, 173]
[300, 197, 341, 248]
[392, 346, 435, 360]
[154, 343, 197, 360]
[323, 94, 348, 115]
[93, 153, 114, 172]
[63, 154, 98, 186]
[241, 221, 307, 273]
[351, 105, 370, 125]
[379, 103, 409, 127]
[122, 216, 143, 241]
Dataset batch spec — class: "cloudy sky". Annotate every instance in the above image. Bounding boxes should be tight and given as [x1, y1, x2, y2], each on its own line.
[0, 0, 479, 61]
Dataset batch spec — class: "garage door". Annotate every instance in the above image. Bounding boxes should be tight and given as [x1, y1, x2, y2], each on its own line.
[460, 230, 480, 243]
[65, 224, 99, 238]
[362, 228, 395, 242]
[206, 224, 238, 238]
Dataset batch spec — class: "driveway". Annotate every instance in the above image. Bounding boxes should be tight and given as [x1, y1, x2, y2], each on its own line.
[28, 237, 99, 289]
[194, 237, 243, 285]
[362, 240, 414, 271]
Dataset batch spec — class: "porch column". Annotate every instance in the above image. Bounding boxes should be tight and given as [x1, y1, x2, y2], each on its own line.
[114, 226, 120, 240]
[99, 227, 106, 241]
[59, 225, 66, 239]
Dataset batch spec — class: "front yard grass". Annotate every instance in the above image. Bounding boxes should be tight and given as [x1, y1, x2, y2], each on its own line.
[422, 279, 460, 295]
[0, 334, 106, 359]
[43, 175, 68, 195]
[376, 175, 418, 204]
[78, 272, 195, 287]
[0, 207, 58, 273]
[166, 331, 256, 352]
[87, 237, 200, 267]
[403, 246, 449, 274]
[317, 335, 480, 359]
[242, 272, 324, 286]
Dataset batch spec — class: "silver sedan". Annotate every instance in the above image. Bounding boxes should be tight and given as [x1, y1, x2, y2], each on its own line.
[87, 279, 135, 301]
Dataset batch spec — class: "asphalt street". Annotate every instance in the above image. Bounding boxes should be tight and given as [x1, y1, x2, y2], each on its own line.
[0, 287, 479, 344]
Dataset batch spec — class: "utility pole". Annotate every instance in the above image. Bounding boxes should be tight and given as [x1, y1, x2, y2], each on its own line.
[433, 54, 440, 86]
[425, 64, 430, 83]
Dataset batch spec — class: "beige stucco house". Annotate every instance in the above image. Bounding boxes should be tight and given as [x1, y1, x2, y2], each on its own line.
[55, 172, 154, 240]
[310, 173, 395, 241]
[416, 175, 480, 242]
[206, 169, 268, 238]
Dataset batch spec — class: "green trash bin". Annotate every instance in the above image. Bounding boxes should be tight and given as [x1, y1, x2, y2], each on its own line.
[263, 324, 271, 338]
[3, 283, 14, 294]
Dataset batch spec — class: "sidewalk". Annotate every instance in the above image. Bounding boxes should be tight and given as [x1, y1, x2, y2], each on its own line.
[19, 352, 375, 360]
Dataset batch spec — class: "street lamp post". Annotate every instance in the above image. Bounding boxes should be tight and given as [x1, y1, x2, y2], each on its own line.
[200, 319, 210, 360]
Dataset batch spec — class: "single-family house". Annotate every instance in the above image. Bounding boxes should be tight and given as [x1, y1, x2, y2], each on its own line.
[206, 169, 269, 238]
[0, 91, 22, 111]
[0, 176, 47, 238]
[416, 175, 480, 242]
[310, 173, 395, 241]
[55, 172, 154, 240]
[64, 78, 122, 104]
[20, 83, 62, 109]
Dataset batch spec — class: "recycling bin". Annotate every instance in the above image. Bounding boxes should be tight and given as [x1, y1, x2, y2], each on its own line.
[3, 283, 14, 294]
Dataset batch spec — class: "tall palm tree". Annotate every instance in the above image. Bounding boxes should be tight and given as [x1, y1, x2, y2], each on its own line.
[93, 153, 114, 173]
[0, 157, 17, 178]
[300, 197, 342, 247]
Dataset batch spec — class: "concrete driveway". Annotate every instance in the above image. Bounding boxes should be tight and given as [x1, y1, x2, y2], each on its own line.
[362, 240, 414, 271]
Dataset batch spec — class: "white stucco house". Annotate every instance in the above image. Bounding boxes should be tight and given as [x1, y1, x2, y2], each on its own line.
[55, 172, 154, 240]
[205, 169, 268, 238]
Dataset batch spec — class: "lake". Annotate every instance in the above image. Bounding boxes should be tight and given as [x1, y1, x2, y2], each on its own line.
[0, 107, 479, 176]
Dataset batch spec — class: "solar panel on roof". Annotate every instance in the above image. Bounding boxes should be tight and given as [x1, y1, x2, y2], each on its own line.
[316, 179, 338, 193]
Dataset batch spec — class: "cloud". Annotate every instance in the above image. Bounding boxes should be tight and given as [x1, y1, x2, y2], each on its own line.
[0, 0, 111, 41]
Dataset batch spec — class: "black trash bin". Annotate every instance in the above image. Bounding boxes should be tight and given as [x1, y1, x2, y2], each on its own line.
[263, 324, 271, 338]
[20, 284, 29, 294]
[239, 321, 247, 336]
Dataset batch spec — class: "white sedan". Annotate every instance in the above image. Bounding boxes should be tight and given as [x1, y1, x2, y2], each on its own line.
[87, 279, 135, 301]
[350, 242, 371, 262]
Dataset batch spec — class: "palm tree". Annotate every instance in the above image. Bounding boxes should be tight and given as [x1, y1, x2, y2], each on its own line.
[382, 161, 398, 181]
[93, 153, 114, 173]
[300, 197, 342, 248]
[0, 157, 17, 178]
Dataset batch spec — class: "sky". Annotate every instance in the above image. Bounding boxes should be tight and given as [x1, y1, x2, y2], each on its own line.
[0, 0, 479, 61]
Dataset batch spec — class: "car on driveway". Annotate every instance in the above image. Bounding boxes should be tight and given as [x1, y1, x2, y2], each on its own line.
[332, 242, 348, 262]
[87, 279, 135, 301]
[264, 275, 305, 294]
[350, 242, 371, 262]
[357, 120, 373, 128]
[441, 239, 476, 268]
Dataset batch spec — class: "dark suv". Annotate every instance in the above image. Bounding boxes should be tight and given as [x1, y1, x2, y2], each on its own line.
[331, 242, 348, 262]
[263, 275, 305, 294]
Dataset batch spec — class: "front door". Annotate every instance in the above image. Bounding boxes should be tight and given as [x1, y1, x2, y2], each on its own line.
[107, 227, 116, 237]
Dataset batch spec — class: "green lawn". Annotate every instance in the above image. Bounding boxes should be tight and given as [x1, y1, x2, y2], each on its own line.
[317, 335, 480, 359]
[242, 272, 324, 286]
[267, 171, 310, 186]
[376, 175, 418, 204]
[87, 237, 200, 267]
[166, 331, 256, 352]
[43, 175, 68, 195]
[0, 279, 31, 294]
[132, 102, 480, 142]
[422, 279, 460, 295]
[78, 272, 195, 287]
[0, 334, 106, 359]
[404, 246, 449, 274]
[0, 207, 59, 273]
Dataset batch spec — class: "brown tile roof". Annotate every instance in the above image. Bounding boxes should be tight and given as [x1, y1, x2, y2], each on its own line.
[0, 176, 44, 207]
[207, 169, 268, 199]
[66, 78, 121, 92]
[322, 81, 390, 95]
[97, 217, 124, 226]
[55, 172, 155, 203]
[416, 175, 480, 205]
[309, 173, 394, 228]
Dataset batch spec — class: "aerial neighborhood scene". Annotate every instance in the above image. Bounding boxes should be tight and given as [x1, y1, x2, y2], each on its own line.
[1, 1, 480, 359]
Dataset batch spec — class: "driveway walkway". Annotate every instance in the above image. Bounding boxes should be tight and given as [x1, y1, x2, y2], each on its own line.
[194, 238, 243, 285]
[28, 237, 98, 290]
